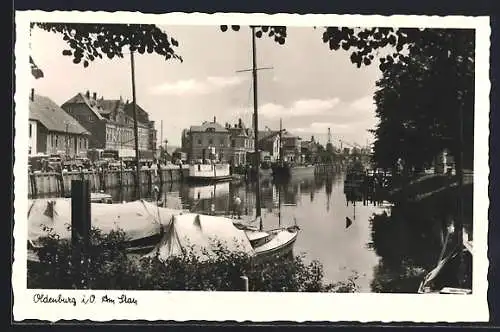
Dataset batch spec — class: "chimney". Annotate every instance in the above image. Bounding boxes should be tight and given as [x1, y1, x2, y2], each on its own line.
[93, 92, 97, 100]
[85, 90, 90, 98]
[238, 118, 242, 128]
[30, 88, 34, 102]
[213, 116, 216, 123]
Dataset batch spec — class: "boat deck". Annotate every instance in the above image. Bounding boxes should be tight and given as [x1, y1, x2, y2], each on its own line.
[254, 229, 297, 254]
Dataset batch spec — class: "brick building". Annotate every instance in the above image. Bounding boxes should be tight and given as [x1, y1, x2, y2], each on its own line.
[61, 91, 157, 161]
[225, 118, 254, 166]
[182, 117, 231, 163]
[29, 89, 89, 157]
[182, 117, 254, 165]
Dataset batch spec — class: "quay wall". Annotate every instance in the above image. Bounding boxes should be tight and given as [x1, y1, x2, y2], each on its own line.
[28, 167, 189, 197]
[314, 163, 344, 174]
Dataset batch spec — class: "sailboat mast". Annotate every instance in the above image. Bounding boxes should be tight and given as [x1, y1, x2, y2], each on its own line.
[279, 118, 283, 162]
[251, 26, 262, 225]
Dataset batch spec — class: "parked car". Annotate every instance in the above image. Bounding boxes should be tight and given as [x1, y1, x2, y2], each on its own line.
[47, 157, 62, 172]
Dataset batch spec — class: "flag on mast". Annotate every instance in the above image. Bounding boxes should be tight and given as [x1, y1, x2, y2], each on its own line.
[30, 56, 44, 79]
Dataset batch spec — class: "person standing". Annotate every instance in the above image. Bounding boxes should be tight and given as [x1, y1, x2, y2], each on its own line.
[233, 195, 242, 219]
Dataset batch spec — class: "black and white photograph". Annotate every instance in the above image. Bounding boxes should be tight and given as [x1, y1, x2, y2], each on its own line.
[13, 11, 490, 322]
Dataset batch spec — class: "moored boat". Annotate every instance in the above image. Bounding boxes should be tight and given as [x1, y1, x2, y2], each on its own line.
[28, 197, 299, 264]
[27, 199, 182, 259]
[418, 226, 473, 294]
[144, 211, 299, 263]
[61, 191, 113, 203]
[271, 162, 291, 180]
[246, 226, 299, 263]
[187, 163, 232, 183]
[417, 246, 472, 294]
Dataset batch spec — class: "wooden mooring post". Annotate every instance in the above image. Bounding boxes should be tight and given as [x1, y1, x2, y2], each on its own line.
[239, 275, 249, 291]
[71, 179, 91, 288]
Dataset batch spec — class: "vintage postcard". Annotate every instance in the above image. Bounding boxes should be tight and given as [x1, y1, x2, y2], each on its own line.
[13, 11, 490, 322]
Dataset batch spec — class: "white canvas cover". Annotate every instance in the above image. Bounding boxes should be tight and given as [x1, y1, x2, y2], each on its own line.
[150, 213, 255, 261]
[28, 198, 181, 244]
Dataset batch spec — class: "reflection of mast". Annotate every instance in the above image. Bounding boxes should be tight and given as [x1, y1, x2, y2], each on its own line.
[325, 176, 332, 212]
[278, 183, 281, 227]
[212, 183, 216, 215]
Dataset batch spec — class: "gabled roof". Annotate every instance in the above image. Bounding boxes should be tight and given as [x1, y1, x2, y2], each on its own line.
[258, 130, 279, 141]
[228, 127, 252, 137]
[30, 94, 89, 135]
[190, 121, 228, 133]
[123, 103, 150, 124]
[62, 93, 105, 120]
[98, 99, 121, 115]
[282, 131, 300, 139]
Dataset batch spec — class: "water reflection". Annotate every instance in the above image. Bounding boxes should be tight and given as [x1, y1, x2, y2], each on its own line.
[109, 173, 445, 293]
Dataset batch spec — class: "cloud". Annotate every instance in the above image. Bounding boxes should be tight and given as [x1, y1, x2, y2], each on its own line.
[206, 76, 243, 87]
[290, 122, 350, 134]
[349, 95, 375, 112]
[260, 98, 341, 119]
[149, 75, 245, 95]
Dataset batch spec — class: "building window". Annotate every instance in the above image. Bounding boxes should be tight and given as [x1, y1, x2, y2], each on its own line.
[220, 138, 224, 146]
[29, 124, 32, 138]
[197, 139, 202, 145]
[231, 139, 236, 148]
[208, 138, 213, 145]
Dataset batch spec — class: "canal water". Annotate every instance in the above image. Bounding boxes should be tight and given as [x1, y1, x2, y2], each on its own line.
[108, 172, 439, 293]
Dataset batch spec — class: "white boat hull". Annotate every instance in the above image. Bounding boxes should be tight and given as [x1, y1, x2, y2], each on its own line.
[187, 164, 231, 183]
[251, 228, 299, 263]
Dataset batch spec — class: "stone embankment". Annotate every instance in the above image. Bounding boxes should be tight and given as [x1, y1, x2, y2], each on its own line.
[28, 166, 188, 197]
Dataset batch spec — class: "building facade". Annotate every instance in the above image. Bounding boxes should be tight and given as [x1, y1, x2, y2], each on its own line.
[183, 118, 231, 163]
[61, 91, 157, 161]
[182, 118, 254, 165]
[123, 102, 157, 154]
[258, 130, 281, 162]
[301, 136, 320, 163]
[226, 118, 254, 166]
[29, 89, 89, 157]
[281, 132, 302, 163]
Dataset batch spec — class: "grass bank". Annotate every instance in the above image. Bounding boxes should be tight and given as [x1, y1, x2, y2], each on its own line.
[388, 173, 473, 234]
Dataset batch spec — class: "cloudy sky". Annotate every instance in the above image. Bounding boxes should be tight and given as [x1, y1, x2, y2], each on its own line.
[30, 25, 382, 148]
